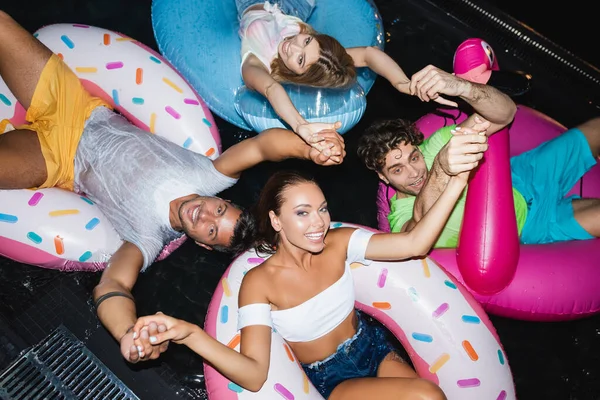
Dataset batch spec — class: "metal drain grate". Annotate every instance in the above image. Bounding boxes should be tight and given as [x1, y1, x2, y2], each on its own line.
[0, 325, 139, 400]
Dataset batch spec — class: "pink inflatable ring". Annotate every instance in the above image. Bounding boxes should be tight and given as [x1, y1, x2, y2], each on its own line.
[376, 105, 600, 321]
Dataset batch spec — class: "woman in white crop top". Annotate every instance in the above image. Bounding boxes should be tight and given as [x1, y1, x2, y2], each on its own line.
[131, 164, 479, 398]
[236, 0, 458, 151]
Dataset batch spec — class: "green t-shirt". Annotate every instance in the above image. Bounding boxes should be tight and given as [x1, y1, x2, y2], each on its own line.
[388, 125, 528, 248]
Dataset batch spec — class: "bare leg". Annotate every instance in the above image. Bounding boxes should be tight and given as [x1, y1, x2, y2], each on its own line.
[329, 352, 446, 400]
[577, 117, 600, 159]
[572, 198, 600, 237]
[0, 10, 53, 109]
[0, 129, 47, 188]
[377, 351, 418, 378]
[0, 10, 53, 188]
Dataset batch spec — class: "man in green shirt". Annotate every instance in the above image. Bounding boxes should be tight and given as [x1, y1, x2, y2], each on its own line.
[358, 65, 599, 248]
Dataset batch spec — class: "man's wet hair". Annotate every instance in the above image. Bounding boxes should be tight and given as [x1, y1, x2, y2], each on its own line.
[212, 207, 257, 256]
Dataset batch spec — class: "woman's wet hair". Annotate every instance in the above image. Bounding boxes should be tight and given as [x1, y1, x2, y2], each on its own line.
[270, 23, 356, 88]
[253, 170, 317, 255]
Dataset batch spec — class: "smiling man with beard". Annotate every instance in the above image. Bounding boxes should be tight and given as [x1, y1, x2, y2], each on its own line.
[357, 65, 517, 248]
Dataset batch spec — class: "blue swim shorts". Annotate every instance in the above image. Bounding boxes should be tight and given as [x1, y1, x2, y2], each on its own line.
[510, 128, 597, 244]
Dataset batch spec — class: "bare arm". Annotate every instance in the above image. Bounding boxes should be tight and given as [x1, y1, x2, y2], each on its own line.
[346, 47, 410, 93]
[400, 158, 450, 232]
[401, 125, 489, 230]
[132, 268, 273, 392]
[398, 66, 515, 229]
[213, 127, 345, 179]
[346, 47, 457, 106]
[242, 55, 340, 144]
[410, 65, 517, 134]
[93, 242, 142, 341]
[242, 56, 307, 131]
[368, 176, 468, 259]
[93, 241, 167, 363]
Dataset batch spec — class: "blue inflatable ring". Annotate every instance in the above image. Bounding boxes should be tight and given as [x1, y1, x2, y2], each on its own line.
[151, 0, 384, 132]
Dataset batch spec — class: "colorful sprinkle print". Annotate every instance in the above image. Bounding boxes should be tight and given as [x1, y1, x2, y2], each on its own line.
[162, 77, 183, 93]
[227, 382, 243, 393]
[28, 192, 44, 206]
[421, 258, 431, 277]
[27, 232, 42, 244]
[165, 106, 181, 119]
[463, 340, 479, 361]
[112, 89, 120, 106]
[372, 301, 391, 310]
[222, 278, 232, 297]
[221, 305, 229, 324]
[457, 378, 481, 388]
[149, 112, 157, 133]
[60, 35, 74, 49]
[498, 349, 505, 365]
[0, 214, 18, 223]
[49, 209, 79, 217]
[444, 280, 457, 289]
[106, 61, 124, 70]
[412, 332, 433, 343]
[79, 251, 93, 262]
[54, 236, 65, 255]
[461, 315, 481, 324]
[227, 333, 241, 349]
[0, 94, 11, 106]
[283, 344, 294, 362]
[80, 196, 94, 205]
[408, 287, 419, 302]
[184, 98, 199, 105]
[135, 68, 143, 84]
[429, 353, 450, 373]
[432, 302, 449, 318]
[377, 268, 388, 288]
[274, 383, 294, 400]
[85, 218, 100, 230]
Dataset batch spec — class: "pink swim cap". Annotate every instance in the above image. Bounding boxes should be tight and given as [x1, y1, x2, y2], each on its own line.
[453, 38, 500, 84]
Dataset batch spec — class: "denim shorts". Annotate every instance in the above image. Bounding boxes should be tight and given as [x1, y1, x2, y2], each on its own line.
[301, 311, 399, 399]
[511, 128, 596, 244]
[235, 0, 316, 22]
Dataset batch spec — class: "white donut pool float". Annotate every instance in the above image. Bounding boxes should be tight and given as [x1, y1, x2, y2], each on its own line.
[0, 23, 220, 271]
[204, 222, 516, 400]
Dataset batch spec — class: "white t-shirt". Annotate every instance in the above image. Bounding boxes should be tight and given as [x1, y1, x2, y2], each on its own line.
[74, 107, 237, 270]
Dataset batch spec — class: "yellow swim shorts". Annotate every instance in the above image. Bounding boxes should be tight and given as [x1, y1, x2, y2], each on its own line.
[2, 54, 111, 190]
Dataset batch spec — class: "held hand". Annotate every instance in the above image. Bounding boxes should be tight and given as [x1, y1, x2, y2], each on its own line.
[438, 126, 488, 176]
[308, 130, 346, 165]
[409, 65, 468, 107]
[133, 312, 197, 346]
[463, 115, 492, 135]
[122, 321, 169, 363]
[297, 121, 343, 151]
